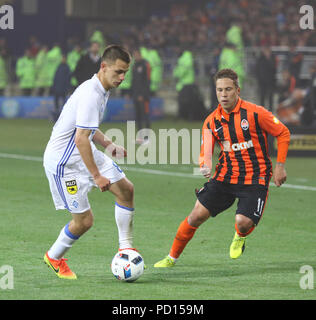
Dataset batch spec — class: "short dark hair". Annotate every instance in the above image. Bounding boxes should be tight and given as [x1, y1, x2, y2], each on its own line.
[101, 44, 131, 64]
[214, 68, 239, 88]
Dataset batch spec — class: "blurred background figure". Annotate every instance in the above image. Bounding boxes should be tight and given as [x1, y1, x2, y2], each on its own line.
[34, 45, 50, 96]
[300, 64, 316, 126]
[286, 43, 304, 88]
[140, 43, 163, 97]
[209, 47, 220, 111]
[276, 69, 308, 125]
[278, 70, 296, 104]
[0, 0, 315, 126]
[16, 49, 35, 96]
[219, 42, 245, 89]
[119, 44, 133, 99]
[173, 46, 196, 120]
[131, 48, 151, 144]
[255, 46, 277, 111]
[46, 44, 63, 95]
[51, 53, 71, 122]
[27, 35, 41, 58]
[0, 48, 8, 96]
[67, 44, 82, 92]
[73, 41, 101, 86]
[90, 30, 106, 56]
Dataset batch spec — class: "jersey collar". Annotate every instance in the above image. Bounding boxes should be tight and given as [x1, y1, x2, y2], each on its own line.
[92, 74, 108, 96]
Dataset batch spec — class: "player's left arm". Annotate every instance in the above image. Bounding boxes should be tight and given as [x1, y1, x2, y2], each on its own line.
[92, 129, 127, 159]
[258, 107, 291, 187]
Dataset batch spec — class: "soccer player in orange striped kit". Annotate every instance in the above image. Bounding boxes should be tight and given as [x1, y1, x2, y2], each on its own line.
[155, 69, 290, 267]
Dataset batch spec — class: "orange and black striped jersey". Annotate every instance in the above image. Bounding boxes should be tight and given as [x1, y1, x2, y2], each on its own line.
[199, 98, 290, 187]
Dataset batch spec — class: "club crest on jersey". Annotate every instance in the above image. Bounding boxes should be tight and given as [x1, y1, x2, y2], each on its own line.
[241, 119, 249, 130]
[65, 180, 78, 195]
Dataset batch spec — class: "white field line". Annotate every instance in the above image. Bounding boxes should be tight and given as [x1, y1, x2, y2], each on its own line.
[0, 152, 315, 192]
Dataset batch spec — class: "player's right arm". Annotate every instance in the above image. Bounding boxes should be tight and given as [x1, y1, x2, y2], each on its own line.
[75, 128, 110, 192]
[199, 116, 215, 178]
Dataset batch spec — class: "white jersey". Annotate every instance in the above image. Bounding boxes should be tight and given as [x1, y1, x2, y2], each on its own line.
[44, 74, 110, 177]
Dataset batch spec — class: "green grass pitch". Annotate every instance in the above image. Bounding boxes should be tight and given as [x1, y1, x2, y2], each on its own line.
[0, 118, 315, 300]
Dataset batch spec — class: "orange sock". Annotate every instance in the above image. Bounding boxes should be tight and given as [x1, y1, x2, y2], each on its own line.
[169, 217, 198, 259]
[235, 223, 255, 237]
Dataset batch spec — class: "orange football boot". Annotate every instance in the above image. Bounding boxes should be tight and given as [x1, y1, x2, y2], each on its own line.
[44, 252, 77, 280]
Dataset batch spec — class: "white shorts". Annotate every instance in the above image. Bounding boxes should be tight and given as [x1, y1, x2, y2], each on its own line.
[45, 151, 125, 214]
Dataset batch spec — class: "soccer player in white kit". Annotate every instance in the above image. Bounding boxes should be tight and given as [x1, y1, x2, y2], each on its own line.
[43, 45, 136, 279]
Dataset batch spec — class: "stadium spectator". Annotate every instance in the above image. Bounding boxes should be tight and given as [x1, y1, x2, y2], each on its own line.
[286, 43, 304, 87]
[154, 68, 290, 268]
[219, 42, 245, 89]
[255, 46, 277, 111]
[173, 46, 196, 119]
[34, 45, 50, 96]
[27, 35, 41, 58]
[0, 37, 11, 59]
[0, 48, 8, 96]
[277, 69, 296, 103]
[3, 0, 316, 102]
[119, 44, 133, 98]
[66, 44, 82, 92]
[276, 65, 316, 126]
[90, 30, 106, 56]
[16, 49, 35, 96]
[51, 54, 71, 122]
[131, 48, 151, 144]
[209, 47, 220, 111]
[73, 42, 101, 86]
[46, 44, 63, 93]
[140, 43, 163, 97]
[276, 69, 306, 125]
[301, 63, 316, 125]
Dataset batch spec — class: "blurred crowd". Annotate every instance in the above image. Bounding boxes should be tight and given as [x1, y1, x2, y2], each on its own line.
[0, 0, 315, 125]
[119, 0, 316, 56]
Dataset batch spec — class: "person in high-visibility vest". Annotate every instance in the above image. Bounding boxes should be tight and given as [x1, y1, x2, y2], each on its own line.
[140, 45, 163, 96]
[173, 48, 195, 92]
[219, 42, 245, 89]
[46, 44, 63, 91]
[34, 45, 50, 96]
[16, 49, 36, 96]
[0, 49, 8, 96]
[67, 44, 82, 91]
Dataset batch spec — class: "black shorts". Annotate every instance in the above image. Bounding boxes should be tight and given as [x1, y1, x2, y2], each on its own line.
[196, 179, 269, 225]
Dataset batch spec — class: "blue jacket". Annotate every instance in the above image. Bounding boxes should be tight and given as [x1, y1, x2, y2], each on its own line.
[52, 62, 71, 95]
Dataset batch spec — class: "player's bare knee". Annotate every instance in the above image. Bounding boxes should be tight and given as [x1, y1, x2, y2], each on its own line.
[72, 210, 94, 233]
[235, 214, 254, 234]
[121, 180, 134, 202]
[188, 201, 211, 227]
[82, 213, 94, 230]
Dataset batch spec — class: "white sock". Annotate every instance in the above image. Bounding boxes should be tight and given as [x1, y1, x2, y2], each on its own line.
[115, 202, 134, 249]
[47, 223, 79, 260]
[168, 255, 177, 262]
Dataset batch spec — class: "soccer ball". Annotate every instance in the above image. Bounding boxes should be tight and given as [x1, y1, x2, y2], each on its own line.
[111, 249, 144, 282]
